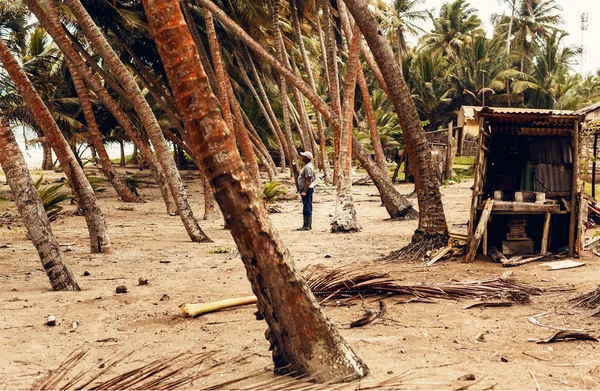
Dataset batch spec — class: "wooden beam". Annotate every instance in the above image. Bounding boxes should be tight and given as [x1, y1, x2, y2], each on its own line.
[466, 199, 494, 263]
[568, 121, 579, 257]
[479, 201, 561, 214]
[540, 212, 551, 255]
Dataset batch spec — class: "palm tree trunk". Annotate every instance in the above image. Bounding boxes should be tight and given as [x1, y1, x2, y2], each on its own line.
[0, 37, 111, 254]
[337, 8, 387, 174]
[119, 140, 126, 167]
[63, 0, 210, 243]
[0, 118, 80, 291]
[240, 109, 278, 179]
[266, 0, 300, 180]
[358, 69, 387, 173]
[41, 140, 54, 170]
[69, 60, 141, 202]
[283, 35, 313, 156]
[331, 25, 361, 233]
[314, 3, 333, 183]
[203, 8, 259, 185]
[337, 0, 388, 94]
[352, 135, 417, 219]
[343, 0, 449, 241]
[180, 0, 219, 94]
[289, 0, 322, 168]
[143, 0, 368, 380]
[321, 0, 342, 184]
[245, 53, 288, 169]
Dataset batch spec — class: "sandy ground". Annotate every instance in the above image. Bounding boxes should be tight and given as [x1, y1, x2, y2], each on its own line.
[1, 166, 600, 390]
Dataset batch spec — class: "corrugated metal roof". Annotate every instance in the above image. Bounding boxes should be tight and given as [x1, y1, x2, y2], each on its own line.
[462, 105, 575, 120]
[475, 107, 585, 136]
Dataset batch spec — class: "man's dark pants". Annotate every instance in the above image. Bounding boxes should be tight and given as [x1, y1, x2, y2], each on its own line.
[302, 188, 314, 216]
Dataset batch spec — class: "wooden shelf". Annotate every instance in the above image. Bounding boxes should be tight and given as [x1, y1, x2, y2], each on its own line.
[476, 200, 565, 214]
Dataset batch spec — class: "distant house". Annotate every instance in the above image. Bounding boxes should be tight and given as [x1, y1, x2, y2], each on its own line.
[576, 101, 600, 121]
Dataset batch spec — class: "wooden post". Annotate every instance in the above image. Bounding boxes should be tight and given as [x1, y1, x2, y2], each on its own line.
[568, 121, 579, 257]
[592, 134, 597, 199]
[540, 212, 551, 255]
[482, 225, 488, 256]
[457, 126, 464, 157]
[444, 121, 454, 181]
[466, 199, 494, 263]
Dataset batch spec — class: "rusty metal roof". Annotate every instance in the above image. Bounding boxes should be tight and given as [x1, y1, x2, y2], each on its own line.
[475, 107, 585, 137]
[461, 105, 575, 121]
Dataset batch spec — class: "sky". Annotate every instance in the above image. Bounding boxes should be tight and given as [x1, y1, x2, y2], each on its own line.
[412, 0, 600, 75]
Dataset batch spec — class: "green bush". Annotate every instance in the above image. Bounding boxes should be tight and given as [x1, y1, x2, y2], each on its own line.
[260, 181, 286, 205]
[35, 176, 72, 221]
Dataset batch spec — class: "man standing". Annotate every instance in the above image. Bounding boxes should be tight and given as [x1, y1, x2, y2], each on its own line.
[297, 151, 317, 231]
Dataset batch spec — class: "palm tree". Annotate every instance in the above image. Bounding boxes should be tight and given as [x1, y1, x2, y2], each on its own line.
[331, 25, 361, 233]
[141, 0, 369, 381]
[344, 0, 449, 247]
[24, 0, 179, 215]
[491, 0, 563, 72]
[0, 34, 111, 254]
[421, 0, 482, 61]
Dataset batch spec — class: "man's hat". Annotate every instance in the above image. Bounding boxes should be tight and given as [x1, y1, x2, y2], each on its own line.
[300, 151, 313, 160]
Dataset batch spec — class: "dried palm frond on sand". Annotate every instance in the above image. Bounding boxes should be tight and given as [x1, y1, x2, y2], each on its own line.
[34, 349, 416, 391]
[33, 349, 236, 390]
[570, 285, 600, 316]
[303, 265, 543, 304]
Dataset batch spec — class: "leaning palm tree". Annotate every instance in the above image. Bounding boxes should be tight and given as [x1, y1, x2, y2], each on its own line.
[0, 35, 111, 254]
[344, 0, 449, 253]
[141, 0, 369, 381]
[0, 117, 80, 290]
[62, 0, 210, 243]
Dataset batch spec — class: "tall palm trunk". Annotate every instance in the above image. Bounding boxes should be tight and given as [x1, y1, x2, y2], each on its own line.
[0, 118, 80, 290]
[49, 6, 176, 213]
[290, 0, 331, 179]
[0, 38, 111, 254]
[331, 26, 361, 232]
[322, 0, 342, 184]
[69, 61, 141, 202]
[314, 1, 333, 182]
[204, 9, 259, 185]
[344, 0, 448, 240]
[41, 140, 54, 170]
[337, 6, 387, 174]
[63, 0, 209, 243]
[239, 65, 282, 172]
[143, 0, 368, 380]
[245, 53, 289, 169]
[266, 0, 300, 180]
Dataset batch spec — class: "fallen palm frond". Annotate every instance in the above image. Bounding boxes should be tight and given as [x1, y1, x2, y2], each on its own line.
[350, 301, 387, 328]
[303, 265, 543, 303]
[37, 348, 417, 391]
[570, 286, 600, 316]
[33, 349, 235, 391]
[180, 266, 545, 319]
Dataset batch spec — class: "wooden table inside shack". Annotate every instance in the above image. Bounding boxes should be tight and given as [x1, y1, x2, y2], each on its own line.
[475, 198, 568, 256]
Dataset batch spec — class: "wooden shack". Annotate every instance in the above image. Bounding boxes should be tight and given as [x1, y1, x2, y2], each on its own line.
[467, 107, 587, 260]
